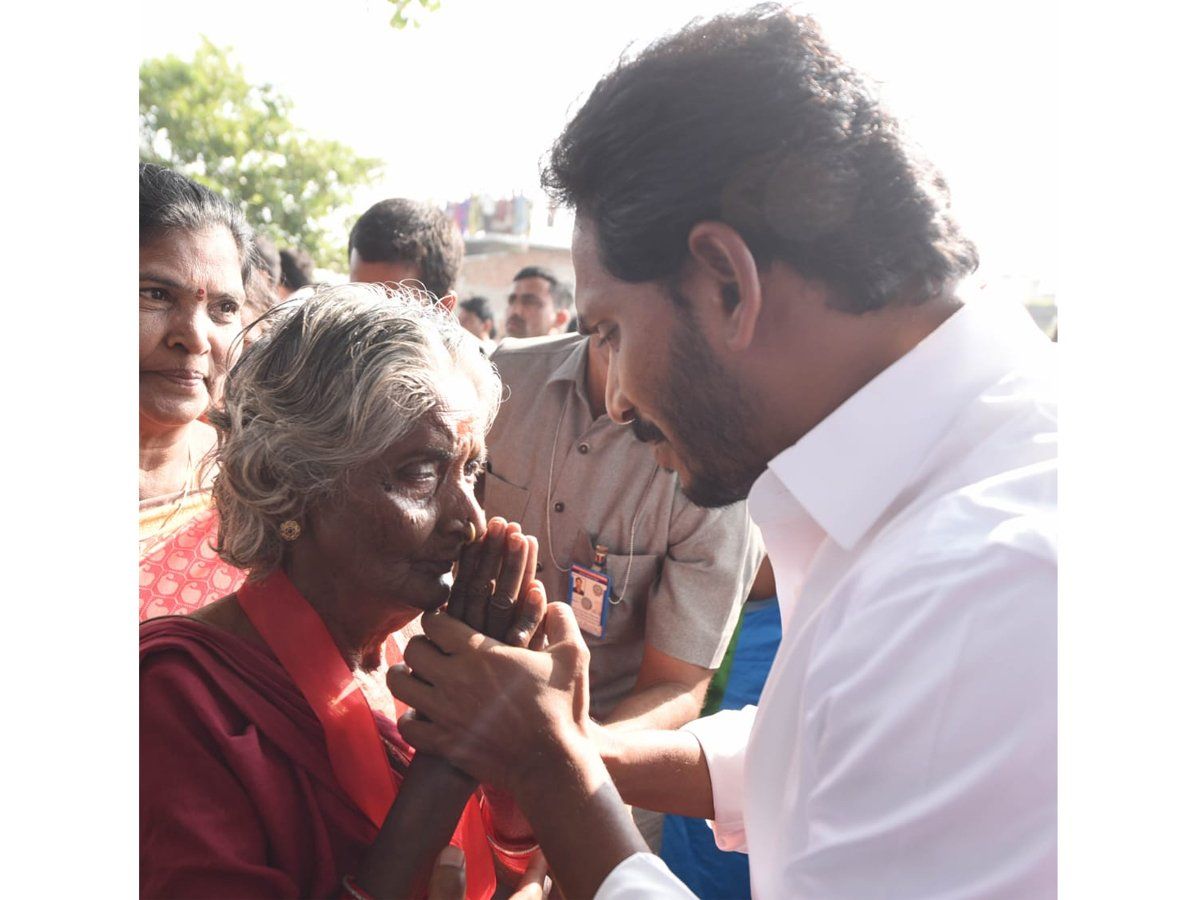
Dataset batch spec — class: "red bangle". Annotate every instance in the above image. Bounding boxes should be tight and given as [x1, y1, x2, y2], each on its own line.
[478, 791, 539, 883]
[485, 832, 541, 858]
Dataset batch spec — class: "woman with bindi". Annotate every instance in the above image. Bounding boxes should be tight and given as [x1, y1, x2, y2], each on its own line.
[139, 163, 253, 618]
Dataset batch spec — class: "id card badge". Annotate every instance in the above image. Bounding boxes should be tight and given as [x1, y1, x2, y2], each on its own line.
[569, 564, 610, 638]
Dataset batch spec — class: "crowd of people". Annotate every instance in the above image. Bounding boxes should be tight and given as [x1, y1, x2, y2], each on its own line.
[140, 5, 1056, 898]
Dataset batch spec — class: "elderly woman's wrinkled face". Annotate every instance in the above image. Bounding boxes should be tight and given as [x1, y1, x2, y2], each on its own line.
[139, 225, 245, 431]
[304, 371, 490, 616]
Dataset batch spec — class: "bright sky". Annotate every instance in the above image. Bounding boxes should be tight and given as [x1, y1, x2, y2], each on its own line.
[139, 0, 1057, 288]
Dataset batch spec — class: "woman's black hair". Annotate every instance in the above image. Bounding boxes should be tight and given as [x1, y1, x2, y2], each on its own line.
[139, 162, 257, 286]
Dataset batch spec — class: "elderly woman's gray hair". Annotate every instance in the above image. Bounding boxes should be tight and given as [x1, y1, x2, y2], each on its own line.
[209, 283, 501, 576]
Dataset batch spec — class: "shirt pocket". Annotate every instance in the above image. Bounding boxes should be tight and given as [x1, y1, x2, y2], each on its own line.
[482, 470, 531, 525]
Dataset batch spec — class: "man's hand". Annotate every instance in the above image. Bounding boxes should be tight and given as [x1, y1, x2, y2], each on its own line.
[388, 603, 591, 793]
[391, 607, 655, 900]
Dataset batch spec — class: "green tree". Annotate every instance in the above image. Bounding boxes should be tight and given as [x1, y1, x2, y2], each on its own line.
[386, 0, 443, 29]
[140, 38, 382, 270]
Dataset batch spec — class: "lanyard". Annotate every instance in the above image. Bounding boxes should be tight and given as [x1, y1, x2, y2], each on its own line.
[237, 570, 402, 829]
[543, 387, 658, 602]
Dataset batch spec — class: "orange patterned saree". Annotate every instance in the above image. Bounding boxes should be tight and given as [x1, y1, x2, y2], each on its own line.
[139, 494, 245, 620]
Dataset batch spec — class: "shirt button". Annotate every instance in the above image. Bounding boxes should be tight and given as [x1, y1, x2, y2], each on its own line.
[553, 501, 565, 513]
[578, 442, 590, 454]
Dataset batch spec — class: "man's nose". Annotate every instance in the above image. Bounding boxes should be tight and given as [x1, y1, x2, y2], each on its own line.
[605, 360, 635, 424]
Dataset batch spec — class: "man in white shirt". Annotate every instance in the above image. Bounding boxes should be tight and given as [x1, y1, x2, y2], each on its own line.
[390, 7, 1056, 898]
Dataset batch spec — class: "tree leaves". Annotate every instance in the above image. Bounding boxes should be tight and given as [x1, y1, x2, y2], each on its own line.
[386, 0, 443, 30]
[139, 38, 382, 270]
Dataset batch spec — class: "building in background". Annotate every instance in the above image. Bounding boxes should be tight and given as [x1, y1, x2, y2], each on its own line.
[448, 193, 573, 338]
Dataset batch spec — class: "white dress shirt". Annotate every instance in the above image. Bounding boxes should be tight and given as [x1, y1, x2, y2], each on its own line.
[597, 295, 1057, 898]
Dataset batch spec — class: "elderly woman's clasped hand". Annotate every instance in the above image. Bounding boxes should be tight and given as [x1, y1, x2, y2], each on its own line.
[446, 517, 546, 650]
[389, 558, 595, 797]
[377, 515, 555, 899]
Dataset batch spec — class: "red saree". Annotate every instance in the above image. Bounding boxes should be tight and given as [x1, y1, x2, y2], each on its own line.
[140, 501, 246, 620]
[140, 615, 496, 898]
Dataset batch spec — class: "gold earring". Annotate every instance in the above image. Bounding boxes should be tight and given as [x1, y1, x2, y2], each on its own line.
[280, 519, 301, 541]
[465, 521, 477, 543]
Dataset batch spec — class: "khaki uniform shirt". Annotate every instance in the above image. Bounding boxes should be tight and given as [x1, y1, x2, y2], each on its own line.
[483, 333, 762, 719]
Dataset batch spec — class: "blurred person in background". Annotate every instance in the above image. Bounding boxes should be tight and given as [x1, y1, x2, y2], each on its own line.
[504, 266, 573, 338]
[141, 285, 549, 899]
[457, 295, 496, 352]
[253, 232, 282, 289]
[139, 163, 250, 619]
[349, 198, 464, 308]
[242, 231, 283, 347]
[278, 246, 315, 301]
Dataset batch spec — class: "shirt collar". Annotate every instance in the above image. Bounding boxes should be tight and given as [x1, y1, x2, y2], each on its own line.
[751, 295, 1051, 551]
[547, 333, 592, 407]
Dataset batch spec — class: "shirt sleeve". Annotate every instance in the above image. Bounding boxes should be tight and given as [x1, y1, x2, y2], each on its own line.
[141, 652, 301, 899]
[646, 486, 764, 668]
[681, 706, 757, 852]
[595, 853, 697, 898]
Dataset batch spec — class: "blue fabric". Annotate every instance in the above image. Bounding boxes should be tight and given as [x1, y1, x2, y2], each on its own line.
[660, 598, 782, 899]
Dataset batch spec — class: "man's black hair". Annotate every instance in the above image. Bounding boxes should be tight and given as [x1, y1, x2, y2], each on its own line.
[460, 295, 496, 338]
[542, 4, 977, 313]
[349, 199, 464, 298]
[252, 232, 281, 286]
[279, 248, 315, 292]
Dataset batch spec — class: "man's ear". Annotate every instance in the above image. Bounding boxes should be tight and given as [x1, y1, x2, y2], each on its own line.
[438, 291, 458, 314]
[686, 221, 762, 353]
[552, 308, 570, 332]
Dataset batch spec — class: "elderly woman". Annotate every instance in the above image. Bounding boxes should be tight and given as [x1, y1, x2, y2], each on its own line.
[141, 285, 548, 898]
[139, 163, 250, 619]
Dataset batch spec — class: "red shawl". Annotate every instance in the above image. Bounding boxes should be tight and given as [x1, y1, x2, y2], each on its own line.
[140, 617, 495, 898]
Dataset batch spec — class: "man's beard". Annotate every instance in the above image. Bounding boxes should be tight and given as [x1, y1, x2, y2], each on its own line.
[632, 293, 766, 508]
